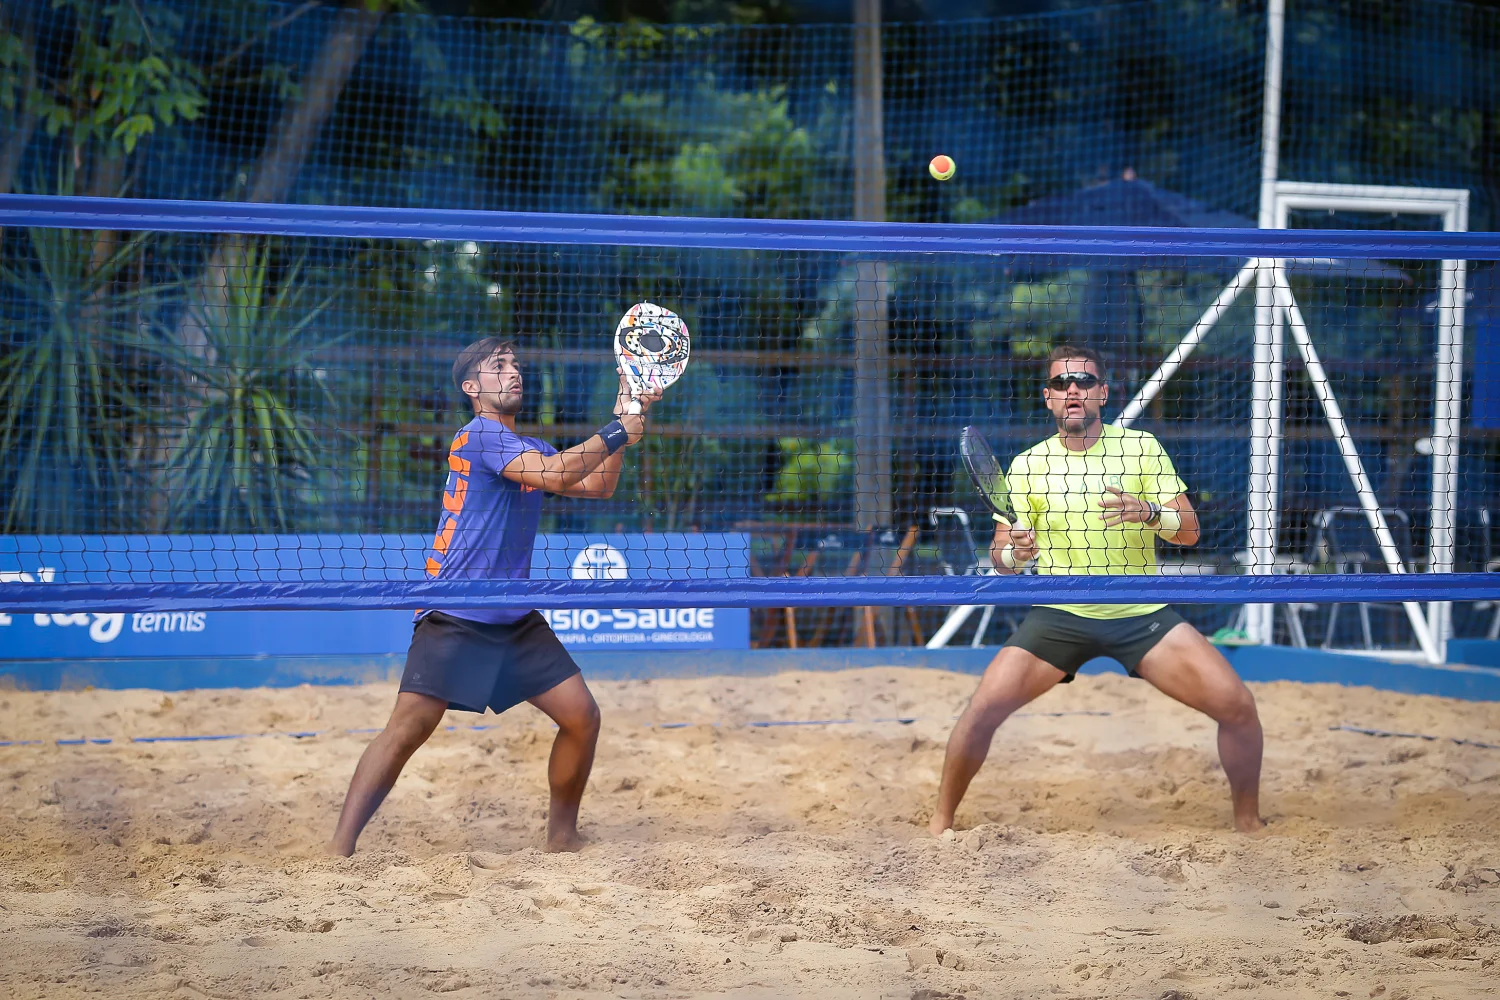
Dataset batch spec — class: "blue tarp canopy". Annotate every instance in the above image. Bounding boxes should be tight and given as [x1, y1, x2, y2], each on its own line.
[1456, 266, 1500, 429]
[986, 177, 1411, 361]
[990, 177, 1411, 280]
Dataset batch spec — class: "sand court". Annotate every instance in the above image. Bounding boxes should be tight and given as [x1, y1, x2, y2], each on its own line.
[1, 667, 1497, 998]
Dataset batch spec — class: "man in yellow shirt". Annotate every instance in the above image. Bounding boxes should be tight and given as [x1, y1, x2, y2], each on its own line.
[929, 345, 1266, 835]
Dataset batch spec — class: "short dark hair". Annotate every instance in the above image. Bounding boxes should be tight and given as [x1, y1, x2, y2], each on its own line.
[1048, 343, 1105, 374]
[452, 337, 519, 394]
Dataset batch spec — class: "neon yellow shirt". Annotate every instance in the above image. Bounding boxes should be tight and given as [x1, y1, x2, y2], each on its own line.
[1006, 424, 1187, 620]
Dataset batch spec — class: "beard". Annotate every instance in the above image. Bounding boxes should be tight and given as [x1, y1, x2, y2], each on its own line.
[495, 390, 523, 415]
[1055, 409, 1099, 435]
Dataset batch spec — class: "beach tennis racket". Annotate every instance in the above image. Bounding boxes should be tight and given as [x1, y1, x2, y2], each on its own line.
[614, 302, 690, 415]
[960, 425, 1029, 531]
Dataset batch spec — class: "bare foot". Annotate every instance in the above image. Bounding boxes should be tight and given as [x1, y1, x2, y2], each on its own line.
[323, 840, 354, 858]
[544, 830, 586, 853]
[927, 817, 954, 838]
[1235, 814, 1268, 835]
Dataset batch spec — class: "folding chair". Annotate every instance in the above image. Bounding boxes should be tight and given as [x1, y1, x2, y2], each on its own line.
[792, 526, 920, 648]
[927, 507, 981, 576]
[1452, 508, 1499, 638]
[779, 526, 835, 650]
[1306, 507, 1414, 650]
[854, 525, 921, 647]
[925, 507, 1022, 647]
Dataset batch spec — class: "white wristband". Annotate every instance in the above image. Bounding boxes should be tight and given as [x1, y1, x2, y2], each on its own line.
[1155, 508, 1183, 536]
[999, 545, 1019, 570]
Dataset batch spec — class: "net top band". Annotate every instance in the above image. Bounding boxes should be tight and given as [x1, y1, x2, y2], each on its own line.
[3, 195, 1497, 260]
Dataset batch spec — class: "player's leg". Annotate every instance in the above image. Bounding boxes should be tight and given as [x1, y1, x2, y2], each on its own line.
[527, 673, 601, 853]
[1134, 622, 1265, 832]
[326, 690, 448, 856]
[929, 644, 1067, 836]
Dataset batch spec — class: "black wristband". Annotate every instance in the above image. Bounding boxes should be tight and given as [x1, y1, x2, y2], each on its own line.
[598, 418, 629, 455]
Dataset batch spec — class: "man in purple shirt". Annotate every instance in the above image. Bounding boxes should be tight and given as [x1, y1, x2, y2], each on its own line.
[327, 337, 658, 855]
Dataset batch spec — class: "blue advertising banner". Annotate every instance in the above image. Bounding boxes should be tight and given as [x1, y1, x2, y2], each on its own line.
[0, 534, 750, 658]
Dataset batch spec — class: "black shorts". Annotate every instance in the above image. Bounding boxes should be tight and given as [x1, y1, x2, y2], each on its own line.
[1004, 606, 1187, 682]
[399, 610, 580, 714]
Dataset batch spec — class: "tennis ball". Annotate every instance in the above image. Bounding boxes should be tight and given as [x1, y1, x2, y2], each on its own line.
[928, 154, 956, 181]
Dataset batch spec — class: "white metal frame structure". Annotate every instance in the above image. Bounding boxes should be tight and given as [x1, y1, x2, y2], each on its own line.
[928, 183, 1469, 656]
[1274, 184, 1468, 663]
[1113, 181, 1469, 664]
[925, 1, 1471, 663]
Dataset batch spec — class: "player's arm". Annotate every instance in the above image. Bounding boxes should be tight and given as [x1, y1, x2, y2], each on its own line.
[988, 516, 1038, 575]
[986, 460, 1036, 574]
[552, 449, 623, 499]
[501, 433, 630, 495]
[550, 379, 663, 498]
[1099, 487, 1200, 546]
[504, 379, 661, 497]
[501, 410, 647, 495]
[1155, 493, 1200, 546]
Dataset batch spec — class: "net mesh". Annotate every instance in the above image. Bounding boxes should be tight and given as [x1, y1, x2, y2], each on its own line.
[3, 1, 1498, 225]
[1, 203, 1496, 654]
[4, 0, 1500, 655]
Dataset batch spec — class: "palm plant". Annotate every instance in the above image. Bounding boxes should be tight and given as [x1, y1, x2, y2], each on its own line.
[0, 224, 158, 532]
[145, 238, 344, 532]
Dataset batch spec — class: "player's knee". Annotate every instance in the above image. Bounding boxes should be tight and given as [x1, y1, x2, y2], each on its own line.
[966, 688, 1020, 729]
[560, 698, 602, 738]
[390, 718, 438, 753]
[388, 702, 444, 749]
[1216, 683, 1259, 728]
[581, 699, 602, 736]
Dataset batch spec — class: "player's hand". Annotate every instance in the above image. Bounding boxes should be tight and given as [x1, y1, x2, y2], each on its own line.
[1009, 527, 1039, 564]
[1099, 486, 1153, 526]
[613, 374, 661, 446]
[613, 373, 663, 417]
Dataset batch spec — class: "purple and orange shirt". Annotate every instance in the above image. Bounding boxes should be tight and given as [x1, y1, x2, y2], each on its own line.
[422, 415, 557, 625]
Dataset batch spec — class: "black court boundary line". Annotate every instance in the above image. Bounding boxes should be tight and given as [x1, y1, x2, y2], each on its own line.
[1330, 723, 1500, 750]
[0, 710, 1112, 748]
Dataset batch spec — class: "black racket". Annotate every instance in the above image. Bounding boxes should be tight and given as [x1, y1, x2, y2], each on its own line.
[960, 426, 1029, 530]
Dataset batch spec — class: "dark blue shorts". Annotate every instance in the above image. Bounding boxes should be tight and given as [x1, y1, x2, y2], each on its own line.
[1004, 606, 1187, 682]
[399, 610, 580, 714]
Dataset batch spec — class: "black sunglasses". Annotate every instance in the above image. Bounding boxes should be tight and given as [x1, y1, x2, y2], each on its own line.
[1045, 372, 1101, 391]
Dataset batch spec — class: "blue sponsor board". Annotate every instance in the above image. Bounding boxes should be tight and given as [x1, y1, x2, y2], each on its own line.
[1, 608, 415, 659]
[0, 534, 749, 658]
[541, 606, 747, 650]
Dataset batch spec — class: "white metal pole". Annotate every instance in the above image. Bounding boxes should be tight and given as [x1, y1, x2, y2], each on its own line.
[1273, 269, 1442, 663]
[927, 605, 978, 648]
[1425, 255, 1464, 656]
[970, 605, 995, 647]
[1246, 262, 1285, 643]
[1117, 261, 1259, 428]
[1257, 0, 1286, 230]
[1245, 0, 1286, 643]
[1425, 194, 1470, 657]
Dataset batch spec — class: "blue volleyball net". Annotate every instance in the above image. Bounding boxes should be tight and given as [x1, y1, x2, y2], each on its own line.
[2, 195, 1498, 656]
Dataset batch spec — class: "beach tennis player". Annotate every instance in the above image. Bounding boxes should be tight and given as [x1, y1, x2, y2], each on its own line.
[930, 345, 1266, 835]
[328, 337, 659, 855]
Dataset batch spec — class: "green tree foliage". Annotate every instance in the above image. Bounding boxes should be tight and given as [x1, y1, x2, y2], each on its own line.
[141, 240, 345, 532]
[0, 13, 32, 119]
[26, 2, 205, 161]
[568, 17, 834, 218]
[0, 223, 159, 532]
[2, 0, 1497, 538]
[764, 438, 852, 504]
